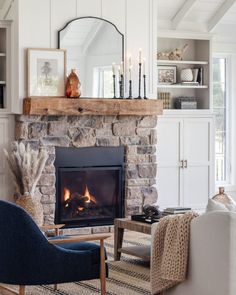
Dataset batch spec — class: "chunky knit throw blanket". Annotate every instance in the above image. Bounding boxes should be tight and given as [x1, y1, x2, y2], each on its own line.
[151, 212, 199, 295]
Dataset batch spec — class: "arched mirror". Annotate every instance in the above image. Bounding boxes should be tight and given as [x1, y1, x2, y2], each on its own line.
[58, 17, 124, 98]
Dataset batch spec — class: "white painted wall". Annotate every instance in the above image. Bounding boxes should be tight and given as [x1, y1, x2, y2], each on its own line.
[8, 0, 157, 104]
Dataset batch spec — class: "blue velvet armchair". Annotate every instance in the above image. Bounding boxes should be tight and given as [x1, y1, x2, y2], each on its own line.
[0, 200, 109, 295]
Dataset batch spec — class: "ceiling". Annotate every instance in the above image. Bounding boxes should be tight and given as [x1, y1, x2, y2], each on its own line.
[157, 0, 236, 41]
[0, 0, 6, 10]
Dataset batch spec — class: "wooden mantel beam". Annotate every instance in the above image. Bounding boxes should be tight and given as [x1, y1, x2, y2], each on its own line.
[23, 97, 163, 116]
[208, 0, 236, 32]
[172, 0, 198, 29]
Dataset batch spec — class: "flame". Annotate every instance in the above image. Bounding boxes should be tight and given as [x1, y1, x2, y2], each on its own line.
[64, 188, 70, 201]
[77, 207, 84, 212]
[84, 185, 97, 204]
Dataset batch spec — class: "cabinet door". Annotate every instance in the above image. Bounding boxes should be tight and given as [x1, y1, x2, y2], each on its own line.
[182, 118, 213, 209]
[156, 117, 183, 208]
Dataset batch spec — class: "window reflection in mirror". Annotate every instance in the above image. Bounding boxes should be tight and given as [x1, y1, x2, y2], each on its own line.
[58, 17, 124, 98]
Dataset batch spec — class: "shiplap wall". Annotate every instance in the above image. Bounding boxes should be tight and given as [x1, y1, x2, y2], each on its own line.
[17, 0, 157, 100]
[0, 115, 14, 201]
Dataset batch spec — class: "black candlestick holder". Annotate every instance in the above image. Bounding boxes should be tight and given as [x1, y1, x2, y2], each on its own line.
[113, 74, 116, 98]
[143, 74, 147, 99]
[137, 62, 142, 99]
[128, 80, 132, 99]
[119, 74, 124, 98]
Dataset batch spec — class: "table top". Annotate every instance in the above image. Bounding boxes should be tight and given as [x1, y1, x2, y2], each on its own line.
[114, 218, 152, 235]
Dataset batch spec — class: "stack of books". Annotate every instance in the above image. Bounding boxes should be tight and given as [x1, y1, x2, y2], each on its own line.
[162, 207, 192, 216]
[158, 92, 171, 109]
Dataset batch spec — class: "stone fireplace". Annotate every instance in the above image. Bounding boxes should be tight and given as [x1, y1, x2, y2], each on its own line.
[15, 114, 158, 232]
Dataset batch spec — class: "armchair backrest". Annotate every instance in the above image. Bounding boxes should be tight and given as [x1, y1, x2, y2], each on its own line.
[0, 200, 50, 280]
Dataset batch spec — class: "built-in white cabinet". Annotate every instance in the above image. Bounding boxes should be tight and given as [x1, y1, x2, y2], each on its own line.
[0, 20, 11, 112]
[157, 115, 214, 210]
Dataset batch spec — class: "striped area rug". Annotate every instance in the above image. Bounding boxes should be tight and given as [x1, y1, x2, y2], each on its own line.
[3, 232, 151, 295]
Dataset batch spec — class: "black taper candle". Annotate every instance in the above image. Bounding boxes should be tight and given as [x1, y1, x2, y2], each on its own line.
[137, 62, 142, 99]
[143, 74, 147, 99]
[113, 74, 116, 98]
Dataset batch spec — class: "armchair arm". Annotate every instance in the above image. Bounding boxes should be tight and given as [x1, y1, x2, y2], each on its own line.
[49, 233, 110, 295]
[40, 224, 65, 236]
[48, 233, 110, 245]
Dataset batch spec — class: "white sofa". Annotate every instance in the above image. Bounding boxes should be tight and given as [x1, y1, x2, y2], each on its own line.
[163, 211, 236, 295]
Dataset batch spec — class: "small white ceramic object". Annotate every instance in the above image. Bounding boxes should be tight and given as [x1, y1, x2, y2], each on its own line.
[181, 68, 193, 82]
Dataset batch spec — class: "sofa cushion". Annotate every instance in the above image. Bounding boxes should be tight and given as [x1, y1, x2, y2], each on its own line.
[206, 198, 228, 212]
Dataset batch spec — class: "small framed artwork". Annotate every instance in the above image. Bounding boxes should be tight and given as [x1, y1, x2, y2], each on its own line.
[27, 48, 67, 97]
[157, 65, 177, 85]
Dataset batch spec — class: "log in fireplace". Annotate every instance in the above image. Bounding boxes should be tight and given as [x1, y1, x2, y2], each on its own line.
[54, 146, 125, 228]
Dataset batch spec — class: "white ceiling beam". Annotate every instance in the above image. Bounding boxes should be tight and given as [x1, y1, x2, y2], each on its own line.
[208, 0, 236, 32]
[0, 0, 14, 19]
[171, 0, 198, 29]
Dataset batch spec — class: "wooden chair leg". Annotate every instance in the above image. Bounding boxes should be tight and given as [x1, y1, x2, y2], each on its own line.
[0, 284, 25, 295]
[54, 284, 58, 290]
[100, 239, 106, 295]
[19, 286, 25, 295]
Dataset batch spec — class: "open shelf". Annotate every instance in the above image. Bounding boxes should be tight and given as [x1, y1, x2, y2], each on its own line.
[157, 60, 208, 65]
[157, 36, 211, 110]
[0, 53, 6, 57]
[118, 246, 150, 261]
[157, 84, 208, 89]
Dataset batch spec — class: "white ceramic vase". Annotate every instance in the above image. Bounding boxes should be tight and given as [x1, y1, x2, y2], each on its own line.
[180, 68, 193, 82]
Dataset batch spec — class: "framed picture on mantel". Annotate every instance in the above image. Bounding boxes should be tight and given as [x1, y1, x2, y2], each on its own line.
[27, 48, 67, 97]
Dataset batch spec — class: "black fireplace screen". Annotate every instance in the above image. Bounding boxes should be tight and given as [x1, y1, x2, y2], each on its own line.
[54, 147, 125, 227]
[59, 167, 122, 225]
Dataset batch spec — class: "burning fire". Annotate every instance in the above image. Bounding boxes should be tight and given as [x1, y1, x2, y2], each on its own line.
[84, 185, 97, 204]
[63, 185, 97, 212]
[64, 188, 70, 201]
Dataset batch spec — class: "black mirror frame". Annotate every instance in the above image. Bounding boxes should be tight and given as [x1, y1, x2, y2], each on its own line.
[58, 16, 124, 66]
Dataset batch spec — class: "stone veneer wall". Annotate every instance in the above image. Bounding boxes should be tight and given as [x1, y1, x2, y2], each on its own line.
[15, 114, 158, 232]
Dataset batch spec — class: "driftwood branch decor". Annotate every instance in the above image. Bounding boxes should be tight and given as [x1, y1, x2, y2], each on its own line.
[157, 44, 189, 61]
[4, 142, 49, 226]
[4, 142, 48, 197]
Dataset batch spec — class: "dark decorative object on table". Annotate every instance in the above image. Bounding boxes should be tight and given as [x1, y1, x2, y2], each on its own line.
[143, 204, 162, 219]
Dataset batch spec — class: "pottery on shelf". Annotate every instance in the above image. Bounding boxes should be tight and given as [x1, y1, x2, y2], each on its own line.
[180, 68, 193, 82]
[66, 69, 81, 98]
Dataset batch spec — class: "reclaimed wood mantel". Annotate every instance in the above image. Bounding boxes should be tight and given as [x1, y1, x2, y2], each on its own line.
[23, 97, 163, 116]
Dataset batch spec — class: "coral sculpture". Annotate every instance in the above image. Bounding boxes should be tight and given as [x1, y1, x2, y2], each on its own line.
[157, 44, 189, 61]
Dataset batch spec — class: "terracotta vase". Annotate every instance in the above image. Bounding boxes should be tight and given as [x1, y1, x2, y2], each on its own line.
[16, 195, 44, 226]
[66, 69, 81, 98]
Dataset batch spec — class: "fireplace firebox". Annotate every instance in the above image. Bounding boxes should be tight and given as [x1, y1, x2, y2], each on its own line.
[54, 146, 125, 228]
